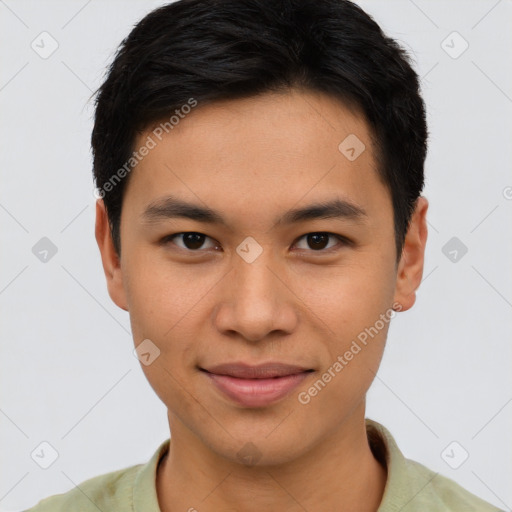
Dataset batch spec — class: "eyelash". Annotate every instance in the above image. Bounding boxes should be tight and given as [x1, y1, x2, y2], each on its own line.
[160, 232, 351, 254]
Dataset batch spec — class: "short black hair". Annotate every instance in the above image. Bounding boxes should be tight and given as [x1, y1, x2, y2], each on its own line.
[91, 0, 427, 260]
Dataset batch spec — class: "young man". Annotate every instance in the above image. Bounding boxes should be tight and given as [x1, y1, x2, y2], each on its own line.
[26, 0, 502, 510]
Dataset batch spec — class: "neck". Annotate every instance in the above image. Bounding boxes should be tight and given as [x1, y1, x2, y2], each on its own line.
[156, 403, 387, 512]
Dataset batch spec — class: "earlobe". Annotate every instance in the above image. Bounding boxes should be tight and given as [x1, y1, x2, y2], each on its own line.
[393, 196, 428, 312]
[95, 199, 129, 311]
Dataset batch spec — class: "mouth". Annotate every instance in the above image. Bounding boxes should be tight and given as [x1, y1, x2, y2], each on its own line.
[199, 362, 315, 407]
[201, 361, 315, 379]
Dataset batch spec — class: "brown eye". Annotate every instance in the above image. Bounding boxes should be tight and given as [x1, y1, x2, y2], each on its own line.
[294, 232, 347, 252]
[307, 233, 329, 250]
[163, 232, 219, 251]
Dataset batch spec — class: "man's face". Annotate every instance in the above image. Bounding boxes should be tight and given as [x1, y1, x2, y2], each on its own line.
[102, 90, 414, 464]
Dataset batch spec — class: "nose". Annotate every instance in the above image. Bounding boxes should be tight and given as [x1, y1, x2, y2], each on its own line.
[212, 251, 299, 343]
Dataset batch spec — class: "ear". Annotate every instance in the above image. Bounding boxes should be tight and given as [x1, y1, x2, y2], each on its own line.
[95, 199, 129, 311]
[393, 196, 428, 312]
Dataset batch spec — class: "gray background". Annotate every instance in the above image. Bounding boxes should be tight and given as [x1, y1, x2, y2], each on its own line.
[1, 0, 511, 510]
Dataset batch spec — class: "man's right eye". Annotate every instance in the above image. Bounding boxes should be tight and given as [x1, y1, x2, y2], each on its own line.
[160, 232, 221, 252]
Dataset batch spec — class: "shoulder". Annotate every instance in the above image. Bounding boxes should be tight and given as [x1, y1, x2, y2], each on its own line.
[24, 463, 142, 512]
[401, 457, 504, 512]
[366, 419, 504, 512]
[25, 438, 170, 512]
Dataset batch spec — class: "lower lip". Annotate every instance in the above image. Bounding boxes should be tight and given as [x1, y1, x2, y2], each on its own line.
[203, 371, 312, 407]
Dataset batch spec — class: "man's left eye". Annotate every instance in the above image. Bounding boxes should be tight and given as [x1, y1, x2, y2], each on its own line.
[293, 232, 348, 251]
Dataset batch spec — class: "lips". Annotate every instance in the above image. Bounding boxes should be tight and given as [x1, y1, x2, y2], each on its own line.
[202, 362, 312, 379]
[200, 362, 314, 407]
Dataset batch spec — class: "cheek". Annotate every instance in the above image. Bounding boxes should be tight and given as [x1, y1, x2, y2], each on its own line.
[292, 255, 396, 332]
[122, 248, 203, 340]
[122, 249, 211, 393]
[293, 256, 395, 393]
[126, 271, 201, 416]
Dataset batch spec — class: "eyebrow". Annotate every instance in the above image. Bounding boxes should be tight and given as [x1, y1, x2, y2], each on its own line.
[141, 194, 367, 227]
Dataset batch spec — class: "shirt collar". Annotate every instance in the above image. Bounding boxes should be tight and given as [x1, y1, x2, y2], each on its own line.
[132, 438, 169, 512]
[366, 418, 442, 511]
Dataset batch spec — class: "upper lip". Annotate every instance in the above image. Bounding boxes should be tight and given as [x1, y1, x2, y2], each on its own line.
[201, 362, 313, 379]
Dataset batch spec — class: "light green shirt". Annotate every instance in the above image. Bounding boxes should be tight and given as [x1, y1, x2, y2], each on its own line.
[25, 419, 503, 511]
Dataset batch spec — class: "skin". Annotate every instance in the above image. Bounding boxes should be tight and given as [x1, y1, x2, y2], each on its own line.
[96, 89, 428, 512]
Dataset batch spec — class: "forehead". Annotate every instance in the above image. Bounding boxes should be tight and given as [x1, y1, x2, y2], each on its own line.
[123, 89, 389, 229]
[143, 90, 375, 165]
